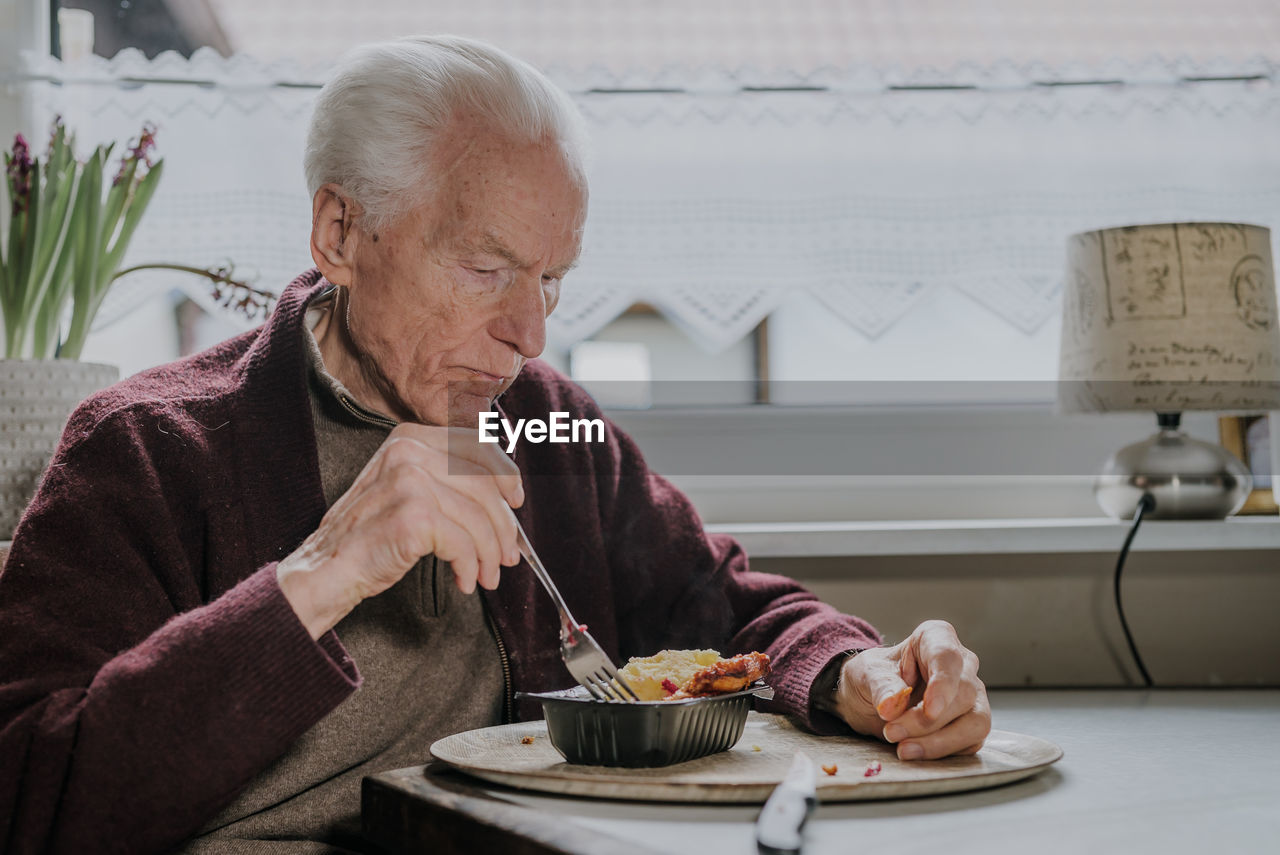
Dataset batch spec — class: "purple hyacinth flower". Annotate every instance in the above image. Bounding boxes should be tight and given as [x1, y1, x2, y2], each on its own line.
[6, 133, 34, 215]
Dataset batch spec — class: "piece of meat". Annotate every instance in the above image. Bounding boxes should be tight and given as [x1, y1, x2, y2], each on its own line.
[674, 651, 771, 697]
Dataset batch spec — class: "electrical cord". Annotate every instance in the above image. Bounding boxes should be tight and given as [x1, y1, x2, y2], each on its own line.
[1114, 493, 1156, 687]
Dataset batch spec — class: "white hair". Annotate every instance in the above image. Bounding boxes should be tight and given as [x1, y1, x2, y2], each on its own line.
[304, 35, 588, 232]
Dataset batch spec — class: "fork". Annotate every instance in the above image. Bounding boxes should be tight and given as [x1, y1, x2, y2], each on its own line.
[514, 518, 640, 703]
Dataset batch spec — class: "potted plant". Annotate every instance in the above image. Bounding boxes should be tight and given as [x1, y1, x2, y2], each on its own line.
[0, 120, 275, 536]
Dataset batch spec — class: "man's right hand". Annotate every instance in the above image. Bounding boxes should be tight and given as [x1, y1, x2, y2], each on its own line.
[276, 423, 525, 639]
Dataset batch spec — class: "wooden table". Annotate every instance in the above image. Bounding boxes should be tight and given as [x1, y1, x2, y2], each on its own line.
[362, 689, 1280, 854]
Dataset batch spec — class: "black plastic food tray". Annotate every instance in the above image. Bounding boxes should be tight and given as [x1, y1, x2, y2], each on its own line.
[519, 683, 774, 768]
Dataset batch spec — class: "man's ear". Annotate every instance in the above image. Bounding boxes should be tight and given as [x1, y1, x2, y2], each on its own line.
[310, 184, 362, 287]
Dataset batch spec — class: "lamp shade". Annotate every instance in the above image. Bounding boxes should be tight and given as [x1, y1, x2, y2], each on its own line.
[1058, 222, 1280, 413]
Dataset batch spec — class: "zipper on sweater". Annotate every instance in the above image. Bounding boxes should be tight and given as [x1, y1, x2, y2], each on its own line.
[486, 608, 515, 724]
[330, 386, 514, 718]
[335, 393, 397, 429]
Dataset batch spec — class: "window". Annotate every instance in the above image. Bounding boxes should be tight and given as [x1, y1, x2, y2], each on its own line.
[6, 2, 1279, 518]
[35, 1, 1280, 399]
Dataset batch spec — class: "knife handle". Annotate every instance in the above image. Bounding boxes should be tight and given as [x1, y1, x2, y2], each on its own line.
[756, 786, 815, 854]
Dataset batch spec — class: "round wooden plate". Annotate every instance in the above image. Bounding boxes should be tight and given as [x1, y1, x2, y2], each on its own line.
[430, 712, 1063, 803]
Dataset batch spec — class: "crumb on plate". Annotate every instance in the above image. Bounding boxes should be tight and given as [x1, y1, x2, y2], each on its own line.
[520, 736, 535, 745]
[821, 764, 838, 776]
[864, 760, 882, 777]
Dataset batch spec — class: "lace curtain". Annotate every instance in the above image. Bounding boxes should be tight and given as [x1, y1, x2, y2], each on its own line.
[16, 49, 1280, 352]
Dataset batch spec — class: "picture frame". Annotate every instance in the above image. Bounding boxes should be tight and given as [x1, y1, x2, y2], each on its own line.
[1218, 415, 1279, 515]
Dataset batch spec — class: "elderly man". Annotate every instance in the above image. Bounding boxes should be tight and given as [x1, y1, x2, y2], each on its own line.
[0, 36, 988, 854]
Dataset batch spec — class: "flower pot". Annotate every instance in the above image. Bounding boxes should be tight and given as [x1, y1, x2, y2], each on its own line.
[0, 360, 119, 539]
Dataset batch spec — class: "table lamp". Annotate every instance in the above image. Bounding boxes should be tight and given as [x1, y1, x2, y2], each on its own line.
[1058, 222, 1280, 519]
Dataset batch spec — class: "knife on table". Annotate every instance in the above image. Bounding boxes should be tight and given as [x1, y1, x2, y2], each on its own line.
[756, 751, 817, 855]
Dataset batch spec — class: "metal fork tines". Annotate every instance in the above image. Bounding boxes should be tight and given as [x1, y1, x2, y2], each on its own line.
[514, 519, 640, 703]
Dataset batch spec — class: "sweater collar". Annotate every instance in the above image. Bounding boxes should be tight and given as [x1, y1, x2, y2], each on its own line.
[231, 269, 333, 566]
[302, 286, 398, 429]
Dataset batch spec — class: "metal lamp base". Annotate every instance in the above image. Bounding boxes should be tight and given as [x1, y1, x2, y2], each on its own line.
[1094, 413, 1253, 520]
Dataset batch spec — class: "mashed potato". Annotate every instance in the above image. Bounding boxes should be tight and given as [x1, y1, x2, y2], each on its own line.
[619, 649, 723, 701]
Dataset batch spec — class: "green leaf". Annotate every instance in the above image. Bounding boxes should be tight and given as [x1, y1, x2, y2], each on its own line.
[34, 172, 85, 359]
[64, 158, 164, 360]
[78, 150, 104, 292]
[65, 151, 104, 357]
[1, 172, 29, 335]
[14, 157, 39, 292]
[0, 173, 11, 305]
[101, 159, 163, 281]
[6, 157, 42, 354]
[100, 147, 134, 252]
[47, 125, 73, 176]
[23, 157, 78, 323]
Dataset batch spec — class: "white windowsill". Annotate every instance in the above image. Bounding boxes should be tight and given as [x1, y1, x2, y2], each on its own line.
[706, 516, 1280, 557]
[8, 519, 1274, 564]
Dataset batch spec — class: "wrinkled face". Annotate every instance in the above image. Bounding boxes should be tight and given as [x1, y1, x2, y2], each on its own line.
[345, 123, 586, 426]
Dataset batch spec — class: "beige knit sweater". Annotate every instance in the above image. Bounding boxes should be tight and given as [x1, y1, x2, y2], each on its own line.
[183, 294, 504, 854]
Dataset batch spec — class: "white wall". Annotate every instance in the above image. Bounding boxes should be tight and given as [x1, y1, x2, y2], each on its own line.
[758, 548, 1280, 688]
[769, 287, 1059, 400]
[78, 293, 183, 378]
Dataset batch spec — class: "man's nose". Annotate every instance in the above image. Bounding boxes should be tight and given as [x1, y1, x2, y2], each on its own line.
[495, 273, 548, 358]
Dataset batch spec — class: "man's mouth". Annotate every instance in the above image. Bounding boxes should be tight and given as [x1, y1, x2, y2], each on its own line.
[463, 368, 506, 384]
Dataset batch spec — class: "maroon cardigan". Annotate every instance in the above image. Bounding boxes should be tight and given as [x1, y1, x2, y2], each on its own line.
[0, 270, 879, 854]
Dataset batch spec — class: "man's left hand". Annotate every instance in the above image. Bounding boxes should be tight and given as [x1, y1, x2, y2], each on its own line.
[832, 620, 990, 760]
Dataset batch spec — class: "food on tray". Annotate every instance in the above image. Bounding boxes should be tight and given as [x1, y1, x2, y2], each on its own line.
[619, 649, 771, 701]
[675, 651, 771, 698]
[822, 764, 838, 776]
[520, 736, 535, 745]
[864, 761, 882, 777]
[619, 649, 721, 701]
